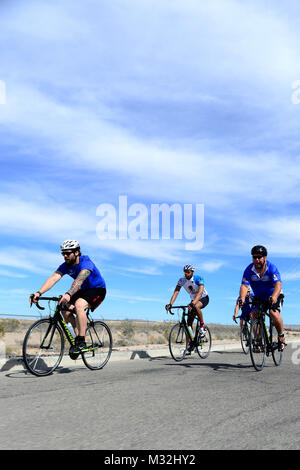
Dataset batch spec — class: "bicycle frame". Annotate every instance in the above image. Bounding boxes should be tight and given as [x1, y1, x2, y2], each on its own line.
[251, 300, 273, 352]
[33, 296, 104, 352]
[168, 305, 203, 344]
[34, 296, 76, 347]
[169, 306, 192, 334]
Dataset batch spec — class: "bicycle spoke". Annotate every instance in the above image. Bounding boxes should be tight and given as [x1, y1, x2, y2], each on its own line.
[23, 319, 64, 376]
[169, 323, 188, 361]
[249, 319, 267, 371]
[240, 324, 250, 355]
[196, 326, 211, 359]
[82, 321, 112, 370]
[270, 323, 283, 366]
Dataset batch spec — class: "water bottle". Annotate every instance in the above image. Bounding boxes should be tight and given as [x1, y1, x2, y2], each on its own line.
[187, 325, 194, 340]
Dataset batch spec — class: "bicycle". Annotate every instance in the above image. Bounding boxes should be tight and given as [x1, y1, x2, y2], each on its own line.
[23, 296, 113, 376]
[249, 297, 283, 371]
[168, 305, 212, 361]
[234, 315, 251, 355]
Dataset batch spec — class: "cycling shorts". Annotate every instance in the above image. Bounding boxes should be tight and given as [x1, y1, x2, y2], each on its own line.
[251, 294, 284, 314]
[199, 295, 209, 309]
[69, 287, 106, 311]
[240, 310, 250, 321]
[192, 295, 209, 309]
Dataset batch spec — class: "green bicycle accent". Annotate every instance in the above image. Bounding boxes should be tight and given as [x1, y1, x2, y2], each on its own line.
[61, 319, 75, 345]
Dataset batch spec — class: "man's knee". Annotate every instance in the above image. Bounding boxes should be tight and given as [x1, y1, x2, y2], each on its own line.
[270, 309, 282, 322]
[74, 298, 90, 312]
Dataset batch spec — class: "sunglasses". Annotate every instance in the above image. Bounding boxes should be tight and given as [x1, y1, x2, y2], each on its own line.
[252, 255, 265, 260]
[62, 251, 73, 257]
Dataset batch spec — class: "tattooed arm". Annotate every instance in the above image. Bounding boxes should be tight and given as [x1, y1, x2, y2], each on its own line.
[67, 269, 92, 297]
[58, 269, 91, 306]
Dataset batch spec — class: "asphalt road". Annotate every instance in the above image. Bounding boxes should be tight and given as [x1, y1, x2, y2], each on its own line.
[1, 344, 300, 450]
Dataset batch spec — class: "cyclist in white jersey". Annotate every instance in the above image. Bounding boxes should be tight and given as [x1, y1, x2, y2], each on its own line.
[166, 265, 209, 346]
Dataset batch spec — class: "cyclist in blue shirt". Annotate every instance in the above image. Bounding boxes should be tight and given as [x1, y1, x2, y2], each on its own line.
[30, 240, 106, 355]
[239, 245, 285, 350]
[233, 287, 253, 329]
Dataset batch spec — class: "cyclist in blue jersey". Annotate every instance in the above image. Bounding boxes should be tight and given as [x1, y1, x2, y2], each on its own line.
[233, 287, 253, 330]
[30, 240, 106, 355]
[166, 265, 209, 351]
[239, 245, 285, 350]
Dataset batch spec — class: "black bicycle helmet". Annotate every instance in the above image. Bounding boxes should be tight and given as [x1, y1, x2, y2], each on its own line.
[251, 245, 267, 256]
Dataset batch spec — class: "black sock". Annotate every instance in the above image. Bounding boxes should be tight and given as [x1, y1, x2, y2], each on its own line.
[76, 336, 85, 343]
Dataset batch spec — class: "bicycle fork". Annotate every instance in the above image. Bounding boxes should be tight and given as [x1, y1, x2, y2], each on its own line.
[40, 320, 59, 350]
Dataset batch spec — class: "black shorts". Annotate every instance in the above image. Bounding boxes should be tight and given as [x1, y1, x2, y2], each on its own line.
[252, 294, 284, 314]
[69, 288, 106, 312]
[189, 295, 209, 318]
[199, 295, 209, 309]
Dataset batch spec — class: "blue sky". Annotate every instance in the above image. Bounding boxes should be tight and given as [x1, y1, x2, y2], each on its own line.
[1, 0, 300, 324]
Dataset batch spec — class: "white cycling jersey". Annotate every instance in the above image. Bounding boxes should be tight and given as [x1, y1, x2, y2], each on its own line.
[177, 274, 208, 300]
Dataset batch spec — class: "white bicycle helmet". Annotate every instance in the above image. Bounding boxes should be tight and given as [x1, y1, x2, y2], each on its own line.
[60, 240, 80, 251]
[183, 264, 195, 272]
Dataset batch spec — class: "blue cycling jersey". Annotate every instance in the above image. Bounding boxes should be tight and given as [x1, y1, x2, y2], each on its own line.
[241, 294, 253, 316]
[57, 255, 106, 289]
[241, 260, 281, 301]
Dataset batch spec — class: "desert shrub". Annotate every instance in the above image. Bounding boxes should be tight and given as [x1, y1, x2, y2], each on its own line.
[0, 319, 21, 333]
[120, 319, 135, 339]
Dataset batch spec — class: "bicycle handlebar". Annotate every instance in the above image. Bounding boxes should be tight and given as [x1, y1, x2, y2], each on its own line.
[167, 305, 193, 316]
[30, 294, 62, 311]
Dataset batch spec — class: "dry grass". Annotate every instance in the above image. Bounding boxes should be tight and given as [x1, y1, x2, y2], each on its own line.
[1, 317, 299, 357]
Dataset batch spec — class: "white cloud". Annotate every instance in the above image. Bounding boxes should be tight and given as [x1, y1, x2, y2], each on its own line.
[237, 216, 300, 257]
[0, 248, 60, 274]
[0, 269, 27, 278]
[2, 79, 300, 214]
[118, 266, 162, 276]
[282, 271, 300, 281]
[199, 261, 225, 273]
[0, 190, 94, 242]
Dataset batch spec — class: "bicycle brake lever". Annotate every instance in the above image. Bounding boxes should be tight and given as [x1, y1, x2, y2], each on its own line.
[30, 294, 45, 310]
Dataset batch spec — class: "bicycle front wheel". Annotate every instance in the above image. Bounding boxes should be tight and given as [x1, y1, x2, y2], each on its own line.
[196, 326, 212, 359]
[22, 319, 64, 376]
[240, 324, 250, 355]
[270, 322, 283, 366]
[249, 319, 267, 371]
[169, 323, 188, 361]
[82, 321, 112, 370]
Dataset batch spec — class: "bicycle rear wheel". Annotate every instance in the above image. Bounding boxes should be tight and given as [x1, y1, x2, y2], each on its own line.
[240, 324, 250, 355]
[249, 319, 267, 371]
[270, 321, 283, 366]
[196, 326, 211, 359]
[169, 323, 188, 361]
[22, 319, 64, 376]
[82, 321, 112, 370]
